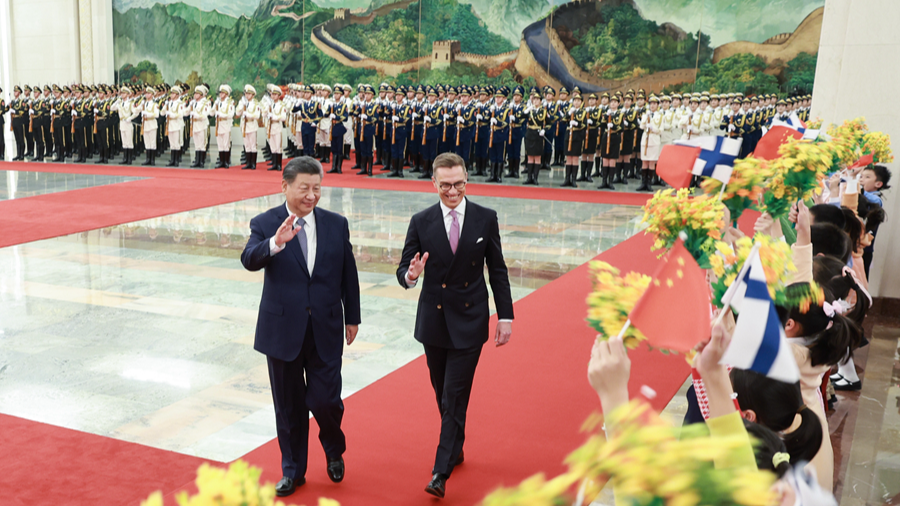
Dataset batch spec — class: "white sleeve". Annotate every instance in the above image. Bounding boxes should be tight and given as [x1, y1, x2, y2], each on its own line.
[269, 236, 286, 255]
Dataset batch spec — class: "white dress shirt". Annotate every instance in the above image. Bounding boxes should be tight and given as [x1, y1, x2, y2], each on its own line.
[405, 198, 466, 287]
[269, 203, 317, 275]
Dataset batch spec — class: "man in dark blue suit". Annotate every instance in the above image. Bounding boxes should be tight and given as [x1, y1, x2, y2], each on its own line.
[241, 156, 361, 497]
[397, 152, 514, 498]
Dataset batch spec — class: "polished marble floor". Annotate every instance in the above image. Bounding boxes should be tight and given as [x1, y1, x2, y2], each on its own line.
[0, 186, 644, 462]
[1, 170, 143, 200]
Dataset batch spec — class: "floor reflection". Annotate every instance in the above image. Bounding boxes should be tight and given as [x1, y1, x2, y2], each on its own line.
[0, 187, 643, 461]
[0, 170, 143, 200]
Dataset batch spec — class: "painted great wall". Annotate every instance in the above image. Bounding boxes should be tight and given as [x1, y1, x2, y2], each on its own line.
[311, 0, 822, 91]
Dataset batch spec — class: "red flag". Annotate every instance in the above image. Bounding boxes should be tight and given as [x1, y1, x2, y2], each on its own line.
[629, 239, 711, 352]
[849, 153, 873, 170]
[656, 144, 701, 189]
[754, 126, 802, 160]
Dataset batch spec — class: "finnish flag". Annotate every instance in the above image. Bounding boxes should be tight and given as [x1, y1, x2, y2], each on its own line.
[674, 136, 741, 185]
[720, 248, 800, 383]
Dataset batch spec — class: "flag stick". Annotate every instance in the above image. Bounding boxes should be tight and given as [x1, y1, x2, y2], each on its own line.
[615, 319, 632, 340]
[713, 242, 761, 327]
[716, 180, 727, 201]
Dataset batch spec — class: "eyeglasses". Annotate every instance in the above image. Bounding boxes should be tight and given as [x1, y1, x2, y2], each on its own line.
[438, 181, 467, 192]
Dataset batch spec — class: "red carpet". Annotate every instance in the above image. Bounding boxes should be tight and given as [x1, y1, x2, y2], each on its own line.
[0, 414, 208, 506]
[2, 158, 652, 203]
[0, 177, 277, 249]
[161, 231, 689, 506]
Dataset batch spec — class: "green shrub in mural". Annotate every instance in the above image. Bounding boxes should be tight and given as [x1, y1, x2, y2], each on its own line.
[783, 52, 817, 94]
[568, 2, 712, 80]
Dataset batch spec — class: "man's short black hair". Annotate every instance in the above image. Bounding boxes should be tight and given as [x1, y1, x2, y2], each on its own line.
[283, 156, 324, 183]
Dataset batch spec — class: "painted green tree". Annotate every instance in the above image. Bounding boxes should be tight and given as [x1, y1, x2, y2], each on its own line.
[569, 2, 713, 80]
[693, 53, 780, 95]
[782, 52, 817, 94]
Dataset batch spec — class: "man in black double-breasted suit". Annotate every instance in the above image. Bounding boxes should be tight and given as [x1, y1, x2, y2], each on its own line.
[242, 157, 361, 497]
[397, 152, 514, 498]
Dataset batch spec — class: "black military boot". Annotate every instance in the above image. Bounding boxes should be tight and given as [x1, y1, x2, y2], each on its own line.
[190, 151, 201, 168]
[612, 162, 626, 184]
[637, 169, 653, 191]
[598, 165, 615, 190]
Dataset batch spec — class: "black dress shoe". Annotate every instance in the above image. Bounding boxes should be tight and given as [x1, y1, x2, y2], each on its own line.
[275, 476, 305, 497]
[425, 473, 447, 498]
[327, 456, 344, 483]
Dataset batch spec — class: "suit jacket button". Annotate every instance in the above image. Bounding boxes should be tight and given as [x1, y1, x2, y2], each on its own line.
[437, 304, 442, 309]
[442, 283, 446, 288]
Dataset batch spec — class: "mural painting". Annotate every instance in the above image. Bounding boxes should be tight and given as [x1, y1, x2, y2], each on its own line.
[113, 0, 823, 96]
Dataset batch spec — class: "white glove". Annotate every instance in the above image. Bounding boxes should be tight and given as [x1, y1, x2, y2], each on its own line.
[312, 122, 318, 128]
[330, 113, 336, 119]
[510, 114, 515, 121]
[191, 112, 199, 119]
[412, 112, 418, 119]
[443, 114, 449, 120]
[587, 119, 594, 125]
[623, 120, 629, 126]
[424, 116, 432, 123]
[29, 109, 34, 115]
[51, 109, 56, 115]
[607, 122, 613, 129]
[93, 108, 99, 114]
[360, 114, 368, 120]
[476, 114, 484, 120]
[539, 129, 545, 137]
[392, 115, 399, 122]
[72, 111, 78, 117]
[569, 120, 578, 127]
[490, 117, 498, 125]
[457, 116, 464, 124]
[728, 124, 736, 132]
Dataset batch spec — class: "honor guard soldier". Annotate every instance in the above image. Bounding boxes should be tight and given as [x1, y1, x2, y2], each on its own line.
[236, 84, 261, 170]
[408, 84, 425, 173]
[73, 86, 94, 163]
[23, 85, 35, 158]
[213, 84, 235, 169]
[637, 95, 663, 191]
[629, 91, 647, 180]
[453, 86, 476, 170]
[553, 87, 569, 168]
[187, 85, 211, 167]
[295, 84, 322, 158]
[10, 85, 28, 160]
[325, 85, 350, 174]
[506, 85, 526, 179]
[578, 93, 601, 183]
[49, 85, 65, 162]
[523, 90, 549, 185]
[419, 86, 444, 180]
[598, 94, 624, 190]
[138, 86, 160, 165]
[386, 87, 411, 178]
[562, 92, 587, 188]
[472, 86, 491, 176]
[441, 86, 458, 161]
[30, 85, 50, 161]
[486, 86, 510, 183]
[379, 85, 395, 173]
[355, 84, 378, 177]
[265, 85, 287, 171]
[93, 87, 112, 164]
[541, 86, 559, 172]
[113, 86, 137, 165]
[615, 93, 637, 184]
[163, 85, 186, 166]
[0, 87, 7, 160]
